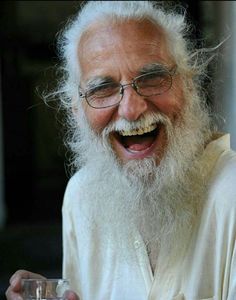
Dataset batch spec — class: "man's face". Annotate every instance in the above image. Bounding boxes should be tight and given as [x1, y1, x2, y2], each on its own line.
[78, 19, 185, 164]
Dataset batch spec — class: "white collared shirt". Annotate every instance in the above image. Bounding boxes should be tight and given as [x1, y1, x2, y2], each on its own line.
[62, 134, 236, 300]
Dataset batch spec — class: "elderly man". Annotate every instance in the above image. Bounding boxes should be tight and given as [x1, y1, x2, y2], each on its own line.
[6, 1, 236, 300]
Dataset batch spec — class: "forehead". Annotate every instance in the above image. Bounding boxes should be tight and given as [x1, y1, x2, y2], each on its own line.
[78, 19, 172, 82]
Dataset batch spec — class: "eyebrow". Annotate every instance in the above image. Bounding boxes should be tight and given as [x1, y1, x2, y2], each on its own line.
[82, 63, 173, 90]
[139, 63, 170, 75]
[85, 76, 115, 90]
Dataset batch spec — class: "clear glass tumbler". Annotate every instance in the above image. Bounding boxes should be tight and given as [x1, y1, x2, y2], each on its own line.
[21, 279, 70, 300]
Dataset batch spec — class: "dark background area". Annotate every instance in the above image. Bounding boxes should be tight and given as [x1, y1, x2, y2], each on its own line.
[0, 2, 80, 298]
[0, 1, 212, 299]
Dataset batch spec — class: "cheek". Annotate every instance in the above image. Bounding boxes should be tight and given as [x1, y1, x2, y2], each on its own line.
[153, 86, 185, 119]
[83, 103, 114, 133]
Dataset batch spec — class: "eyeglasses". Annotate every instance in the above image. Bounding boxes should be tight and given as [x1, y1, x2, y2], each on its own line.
[79, 66, 177, 109]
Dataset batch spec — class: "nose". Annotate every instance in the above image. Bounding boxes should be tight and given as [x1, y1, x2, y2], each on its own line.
[118, 86, 148, 121]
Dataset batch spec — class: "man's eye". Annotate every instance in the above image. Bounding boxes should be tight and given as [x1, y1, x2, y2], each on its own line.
[138, 72, 170, 87]
[87, 83, 118, 98]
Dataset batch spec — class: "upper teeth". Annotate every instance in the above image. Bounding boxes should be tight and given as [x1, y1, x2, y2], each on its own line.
[119, 124, 157, 136]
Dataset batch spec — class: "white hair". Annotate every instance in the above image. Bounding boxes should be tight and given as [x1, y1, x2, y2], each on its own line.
[44, 1, 215, 265]
[46, 1, 215, 172]
[54, 1, 210, 106]
[61, 1, 190, 85]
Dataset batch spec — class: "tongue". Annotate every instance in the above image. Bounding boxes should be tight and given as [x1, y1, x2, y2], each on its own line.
[123, 135, 155, 151]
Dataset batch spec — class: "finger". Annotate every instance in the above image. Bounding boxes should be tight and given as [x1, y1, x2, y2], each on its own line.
[5, 286, 23, 300]
[10, 270, 46, 291]
[63, 290, 80, 300]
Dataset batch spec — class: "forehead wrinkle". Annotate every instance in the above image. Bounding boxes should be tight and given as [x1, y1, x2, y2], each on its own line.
[79, 19, 169, 60]
[79, 24, 116, 62]
[79, 19, 173, 86]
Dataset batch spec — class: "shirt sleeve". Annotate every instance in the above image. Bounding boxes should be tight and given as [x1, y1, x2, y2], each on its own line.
[223, 152, 236, 300]
[62, 176, 82, 298]
[227, 240, 236, 300]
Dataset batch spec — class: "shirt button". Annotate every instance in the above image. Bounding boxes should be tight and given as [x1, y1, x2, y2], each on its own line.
[134, 240, 140, 249]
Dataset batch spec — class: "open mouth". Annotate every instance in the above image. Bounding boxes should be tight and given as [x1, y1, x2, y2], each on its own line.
[112, 122, 162, 158]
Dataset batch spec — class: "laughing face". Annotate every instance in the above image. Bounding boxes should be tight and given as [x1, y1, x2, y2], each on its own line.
[78, 19, 185, 164]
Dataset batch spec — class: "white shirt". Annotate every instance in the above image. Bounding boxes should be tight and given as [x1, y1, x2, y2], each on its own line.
[62, 134, 236, 300]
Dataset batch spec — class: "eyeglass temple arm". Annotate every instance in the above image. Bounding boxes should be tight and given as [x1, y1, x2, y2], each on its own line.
[170, 65, 177, 75]
[79, 90, 85, 98]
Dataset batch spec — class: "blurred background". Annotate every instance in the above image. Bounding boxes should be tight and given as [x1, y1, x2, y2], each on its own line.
[0, 1, 235, 299]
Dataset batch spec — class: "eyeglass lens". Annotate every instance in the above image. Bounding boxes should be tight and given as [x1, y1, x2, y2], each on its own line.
[85, 69, 173, 108]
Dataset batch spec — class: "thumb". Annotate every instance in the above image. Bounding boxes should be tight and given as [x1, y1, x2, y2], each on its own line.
[63, 290, 80, 300]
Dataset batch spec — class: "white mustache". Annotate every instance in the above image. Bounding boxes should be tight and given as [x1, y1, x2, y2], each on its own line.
[102, 112, 171, 137]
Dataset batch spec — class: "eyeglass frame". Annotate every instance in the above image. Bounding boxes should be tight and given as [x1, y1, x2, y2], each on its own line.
[79, 65, 177, 109]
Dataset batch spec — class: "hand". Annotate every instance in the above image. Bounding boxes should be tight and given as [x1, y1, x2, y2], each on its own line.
[5, 269, 46, 300]
[63, 290, 80, 300]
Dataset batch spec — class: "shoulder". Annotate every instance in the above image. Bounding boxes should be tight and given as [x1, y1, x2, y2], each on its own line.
[62, 168, 88, 211]
[211, 148, 236, 191]
[207, 147, 236, 215]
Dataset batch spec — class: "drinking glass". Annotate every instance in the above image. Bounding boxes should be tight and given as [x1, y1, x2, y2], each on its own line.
[21, 279, 70, 300]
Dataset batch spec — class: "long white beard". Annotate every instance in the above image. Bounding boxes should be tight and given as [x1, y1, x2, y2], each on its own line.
[68, 95, 211, 266]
